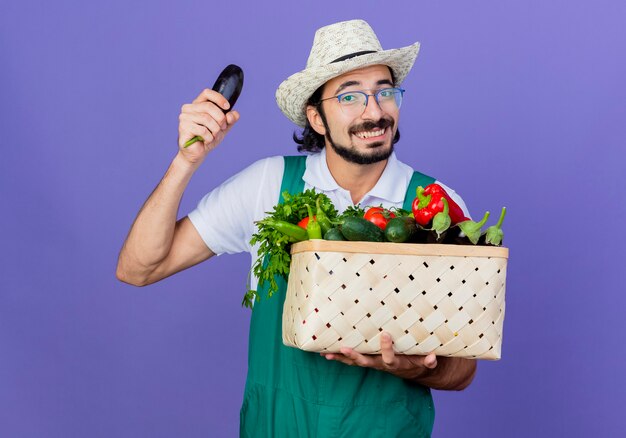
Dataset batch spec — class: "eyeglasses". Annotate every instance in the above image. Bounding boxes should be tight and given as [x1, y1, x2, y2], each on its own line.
[317, 87, 405, 117]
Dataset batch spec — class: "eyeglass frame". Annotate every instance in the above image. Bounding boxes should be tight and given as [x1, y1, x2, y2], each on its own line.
[315, 87, 406, 115]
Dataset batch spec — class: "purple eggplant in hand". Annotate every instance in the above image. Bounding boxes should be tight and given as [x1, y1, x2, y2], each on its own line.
[184, 64, 244, 148]
[212, 64, 244, 113]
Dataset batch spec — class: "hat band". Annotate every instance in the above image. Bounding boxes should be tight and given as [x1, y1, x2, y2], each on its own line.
[331, 50, 377, 63]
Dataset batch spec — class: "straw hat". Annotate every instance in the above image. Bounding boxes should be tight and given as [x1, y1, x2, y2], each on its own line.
[276, 19, 420, 127]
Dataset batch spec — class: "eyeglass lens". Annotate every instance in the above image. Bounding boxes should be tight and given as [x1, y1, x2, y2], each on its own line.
[338, 88, 403, 116]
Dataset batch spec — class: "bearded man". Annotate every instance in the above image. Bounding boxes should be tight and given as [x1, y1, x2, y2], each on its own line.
[117, 19, 476, 437]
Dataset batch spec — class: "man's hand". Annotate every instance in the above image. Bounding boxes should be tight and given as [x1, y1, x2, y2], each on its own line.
[321, 332, 437, 380]
[321, 332, 477, 390]
[177, 88, 240, 166]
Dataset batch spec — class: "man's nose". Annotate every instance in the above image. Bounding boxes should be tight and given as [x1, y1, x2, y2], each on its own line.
[361, 94, 385, 118]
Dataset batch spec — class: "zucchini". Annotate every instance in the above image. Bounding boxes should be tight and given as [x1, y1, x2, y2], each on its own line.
[339, 217, 385, 242]
[324, 227, 347, 241]
[384, 217, 419, 243]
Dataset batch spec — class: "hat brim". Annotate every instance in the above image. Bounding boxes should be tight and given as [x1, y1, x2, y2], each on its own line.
[276, 41, 420, 127]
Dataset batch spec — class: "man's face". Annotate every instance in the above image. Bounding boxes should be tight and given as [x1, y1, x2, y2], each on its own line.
[313, 64, 399, 165]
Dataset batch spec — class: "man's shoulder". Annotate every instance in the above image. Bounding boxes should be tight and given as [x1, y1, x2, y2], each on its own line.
[393, 155, 433, 179]
[385, 154, 437, 192]
[245, 154, 311, 171]
[224, 155, 284, 183]
[245, 155, 285, 172]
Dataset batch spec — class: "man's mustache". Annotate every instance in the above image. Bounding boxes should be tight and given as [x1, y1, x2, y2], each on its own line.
[349, 118, 394, 134]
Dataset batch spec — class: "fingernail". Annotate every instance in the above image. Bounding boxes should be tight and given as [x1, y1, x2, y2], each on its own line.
[223, 102, 230, 109]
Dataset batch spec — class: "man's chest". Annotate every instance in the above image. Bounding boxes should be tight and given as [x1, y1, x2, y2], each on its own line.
[301, 182, 406, 214]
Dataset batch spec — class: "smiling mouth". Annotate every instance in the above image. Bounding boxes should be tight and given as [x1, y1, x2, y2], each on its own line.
[353, 127, 387, 140]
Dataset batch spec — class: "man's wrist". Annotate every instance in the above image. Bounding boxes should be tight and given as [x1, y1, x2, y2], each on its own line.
[409, 360, 438, 385]
[410, 357, 477, 391]
[173, 151, 202, 175]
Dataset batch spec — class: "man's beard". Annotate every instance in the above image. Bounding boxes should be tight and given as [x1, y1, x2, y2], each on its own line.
[321, 114, 395, 165]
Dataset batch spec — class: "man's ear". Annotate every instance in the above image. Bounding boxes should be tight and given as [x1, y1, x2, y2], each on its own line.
[306, 105, 326, 136]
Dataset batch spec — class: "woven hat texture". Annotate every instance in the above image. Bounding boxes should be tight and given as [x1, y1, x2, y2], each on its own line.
[276, 19, 420, 127]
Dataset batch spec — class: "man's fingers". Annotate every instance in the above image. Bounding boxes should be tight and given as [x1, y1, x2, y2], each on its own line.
[192, 88, 231, 110]
[340, 348, 377, 368]
[323, 353, 355, 366]
[223, 111, 240, 134]
[225, 110, 240, 125]
[423, 353, 437, 369]
[182, 112, 223, 137]
[184, 124, 213, 146]
[183, 102, 227, 127]
[380, 332, 397, 368]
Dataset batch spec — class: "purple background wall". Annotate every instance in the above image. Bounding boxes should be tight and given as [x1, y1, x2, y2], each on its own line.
[1, 1, 625, 436]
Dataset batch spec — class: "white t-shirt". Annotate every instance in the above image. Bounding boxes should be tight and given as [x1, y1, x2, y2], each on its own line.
[188, 148, 470, 291]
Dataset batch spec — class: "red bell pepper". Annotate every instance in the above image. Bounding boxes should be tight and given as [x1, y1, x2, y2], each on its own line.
[412, 184, 468, 226]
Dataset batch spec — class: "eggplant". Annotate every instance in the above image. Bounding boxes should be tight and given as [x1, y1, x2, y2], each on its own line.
[444, 226, 474, 246]
[184, 64, 244, 148]
[425, 229, 447, 244]
[412, 226, 430, 244]
[443, 212, 491, 245]
[212, 64, 244, 113]
[441, 225, 459, 244]
[483, 207, 506, 246]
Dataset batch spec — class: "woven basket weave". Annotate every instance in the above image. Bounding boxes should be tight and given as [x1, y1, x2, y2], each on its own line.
[282, 240, 509, 360]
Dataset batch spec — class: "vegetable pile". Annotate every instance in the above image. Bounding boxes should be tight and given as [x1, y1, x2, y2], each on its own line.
[243, 184, 506, 308]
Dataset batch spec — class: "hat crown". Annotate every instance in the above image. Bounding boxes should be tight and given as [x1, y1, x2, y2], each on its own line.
[306, 20, 383, 68]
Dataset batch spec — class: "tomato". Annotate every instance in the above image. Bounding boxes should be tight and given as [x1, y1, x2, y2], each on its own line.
[297, 215, 315, 229]
[363, 207, 396, 230]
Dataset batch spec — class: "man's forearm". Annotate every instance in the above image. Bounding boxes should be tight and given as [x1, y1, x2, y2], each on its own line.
[117, 152, 199, 284]
[413, 357, 477, 391]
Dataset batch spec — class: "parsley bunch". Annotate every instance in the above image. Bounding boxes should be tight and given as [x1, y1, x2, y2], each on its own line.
[338, 204, 365, 220]
[243, 189, 338, 308]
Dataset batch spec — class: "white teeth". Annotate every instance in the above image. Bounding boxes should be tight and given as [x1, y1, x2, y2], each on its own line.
[355, 128, 386, 139]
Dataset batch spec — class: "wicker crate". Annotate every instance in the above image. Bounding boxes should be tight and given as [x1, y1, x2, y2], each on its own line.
[282, 240, 509, 360]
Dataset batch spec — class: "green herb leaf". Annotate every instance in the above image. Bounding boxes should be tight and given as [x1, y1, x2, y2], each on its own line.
[246, 189, 338, 306]
[339, 204, 366, 220]
[389, 206, 412, 217]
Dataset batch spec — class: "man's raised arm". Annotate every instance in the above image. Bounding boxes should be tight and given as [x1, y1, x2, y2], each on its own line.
[116, 89, 240, 286]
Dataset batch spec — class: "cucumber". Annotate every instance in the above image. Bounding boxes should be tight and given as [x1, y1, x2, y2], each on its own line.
[385, 217, 419, 243]
[339, 217, 385, 242]
[324, 227, 347, 241]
